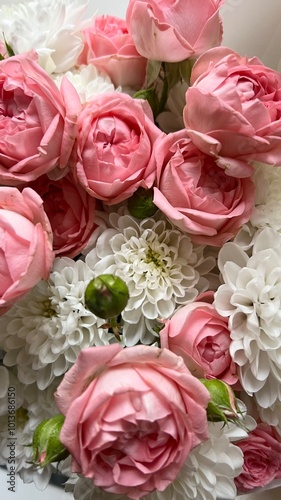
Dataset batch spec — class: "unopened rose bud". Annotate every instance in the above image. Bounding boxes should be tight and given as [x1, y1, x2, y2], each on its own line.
[200, 378, 240, 425]
[32, 414, 69, 467]
[128, 187, 157, 219]
[84, 274, 129, 319]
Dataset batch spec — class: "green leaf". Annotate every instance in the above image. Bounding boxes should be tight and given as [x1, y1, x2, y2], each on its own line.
[179, 58, 195, 85]
[145, 59, 162, 88]
[2, 33, 15, 57]
[133, 86, 160, 119]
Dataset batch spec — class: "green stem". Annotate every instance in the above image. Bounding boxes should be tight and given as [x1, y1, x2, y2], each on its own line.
[157, 64, 169, 116]
[108, 316, 121, 341]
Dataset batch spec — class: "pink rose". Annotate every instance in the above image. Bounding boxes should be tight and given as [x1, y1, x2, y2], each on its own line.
[235, 424, 281, 492]
[0, 187, 54, 313]
[126, 0, 223, 63]
[153, 130, 254, 246]
[55, 344, 209, 499]
[79, 15, 147, 88]
[29, 173, 98, 258]
[73, 92, 163, 205]
[184, 47, 281, 177]
[0, 52, 81, 185]
[160, 293, 238, 385]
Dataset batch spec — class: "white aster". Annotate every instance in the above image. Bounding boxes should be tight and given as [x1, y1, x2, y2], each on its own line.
[0, 257, 115, 390]
[214, 227, 281, 408]
[53, 64, 117, 104]
[0, 0, 88, 73]
[86, 213, 201, 346]
[70, 422, 243, 500]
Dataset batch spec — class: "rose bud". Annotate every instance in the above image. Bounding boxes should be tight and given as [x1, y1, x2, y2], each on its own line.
[32, 414, 69, 467]
[200, 378, 240, 425]
[84, 274, 129, 319]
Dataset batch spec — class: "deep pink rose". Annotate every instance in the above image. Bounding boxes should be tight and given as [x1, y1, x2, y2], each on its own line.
[126, 0, 223, 63]
[29, 174, 98, 258]
[160, 293, 238, 385]
[0, 187, 54, 314]
[79, 15, 147, 88]
[73, 92, 163, 205]
[153, 129, 254, 246]
[235, 424, 281, 492]
[184, 47, 281, 176]
[0, 52, 81, 185]
[55, 344, 209, 499]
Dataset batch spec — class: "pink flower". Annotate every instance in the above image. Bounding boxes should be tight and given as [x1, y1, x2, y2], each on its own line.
[79, 15, 147, 88]
[184, 47, 281, 177]
[126, 0, 223, 62]
[55, 344, 210, 499]
[0, 52, 81, 185]
[160, 294, 238, 385]
[0, 187, 54, 314]
[29, 174, 98, 258]
[153, 130, 254, 246]
[235, 424, 281, 492]
[73, 92, 163, 205]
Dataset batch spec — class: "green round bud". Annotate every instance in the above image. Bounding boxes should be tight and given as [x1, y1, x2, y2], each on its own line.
[128, 188, 157, 219]
[84, 274, 129, 319]
[32, 414, 69, 467]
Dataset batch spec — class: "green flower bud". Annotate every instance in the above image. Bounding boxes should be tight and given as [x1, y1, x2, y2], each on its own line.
[85, 274, 129, 319]
[200, 379, 240, 425]
[128, 188, 157, 219]
[32, 414, 69, 467]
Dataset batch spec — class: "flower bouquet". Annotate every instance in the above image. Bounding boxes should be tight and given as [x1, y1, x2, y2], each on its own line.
[1, 0, 281, 499]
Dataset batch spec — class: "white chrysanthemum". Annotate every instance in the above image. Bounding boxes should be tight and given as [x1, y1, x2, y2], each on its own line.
[0, 371, 61, 489]
[0, 257, 115, 390]
[86, 213, 202, 346]
[214, 227, 281, 408]
[70, 422, 243, 500]
[53, 64, 117, 104]
[257, 401, 281, 436]
[251, 162, 281, 232]
[0, 0, 88, 73]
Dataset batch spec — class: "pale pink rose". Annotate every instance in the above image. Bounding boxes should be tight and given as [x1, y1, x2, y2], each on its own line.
[0, 187, 54, 313]
[235, 424, 281, 492]
[184, 47, 281, 177]
[55, 344, 210, 499]
[153, 129, 254, 246]
[79, 15, 147, 88]
[160, 293, 238, 385]
[126, 0, 223, 63]
[73, 92, 163, 205]
[29, 174, 98, 258]
[0, 52, 81, 185]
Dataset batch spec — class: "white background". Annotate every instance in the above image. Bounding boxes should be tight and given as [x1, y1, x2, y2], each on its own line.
[1, 0, 281, 498]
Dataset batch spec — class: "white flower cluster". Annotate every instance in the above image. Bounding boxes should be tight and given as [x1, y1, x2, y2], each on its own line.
[251, 162, 281, 233]
[0, 0, 88, 73]
[0, 257, 114, 390]
[53, 64, 117, 104]
[0, 366, 61, 489]
[214, 227, 281, 419]
[85, 212, 210, 345]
